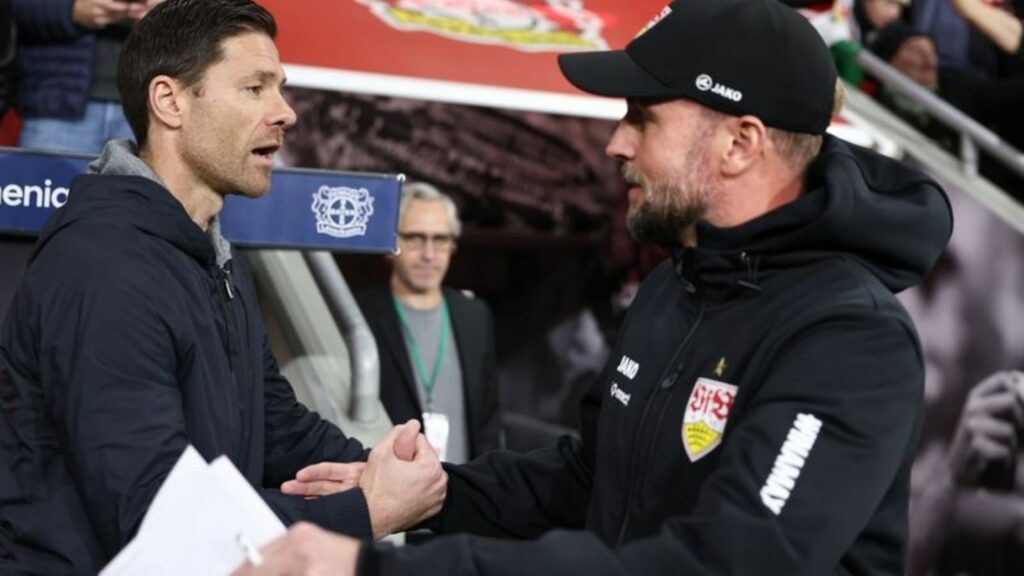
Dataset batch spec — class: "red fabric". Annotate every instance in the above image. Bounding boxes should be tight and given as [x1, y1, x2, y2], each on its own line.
[0, 109, 20, 147]
[262, 0, 669, 95]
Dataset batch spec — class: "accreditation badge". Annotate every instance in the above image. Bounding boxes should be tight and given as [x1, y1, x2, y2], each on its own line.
[682, 378, 738, 462]
[422, 412, 450, 462]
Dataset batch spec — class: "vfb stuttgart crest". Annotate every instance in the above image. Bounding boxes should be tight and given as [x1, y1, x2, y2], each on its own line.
[311, 186, 375, 238]
[682, 377, 738, 462]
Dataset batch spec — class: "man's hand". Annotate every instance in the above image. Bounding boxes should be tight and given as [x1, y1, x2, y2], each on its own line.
[361, 420, 447, 539]
[127, 0, 168, 22]
[73, 0, 132, 29]
[73, 0, 167, 29]
[280, 421, 420, 498]
[948, 371, 1024, 487]
[947, 0, 1023, 54]
[231, 522, 359, 576]
[281, 462, 367, 498]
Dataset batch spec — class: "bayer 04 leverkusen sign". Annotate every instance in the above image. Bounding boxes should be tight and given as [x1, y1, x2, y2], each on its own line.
[0, 147, 401, 253]
[260, 0, 673, 119]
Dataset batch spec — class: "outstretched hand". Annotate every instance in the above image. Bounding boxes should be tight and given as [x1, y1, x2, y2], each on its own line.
[280, 420, 421, 498]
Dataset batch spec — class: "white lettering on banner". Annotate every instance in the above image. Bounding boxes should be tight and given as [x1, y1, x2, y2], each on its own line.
[610, 382, 631, 407]
[760, 413, 822, 516]
[0, 179, 69, 209]
[616, 355, 640, 380]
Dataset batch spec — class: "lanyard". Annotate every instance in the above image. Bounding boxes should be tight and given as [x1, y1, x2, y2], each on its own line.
[392, 295, 449, 410]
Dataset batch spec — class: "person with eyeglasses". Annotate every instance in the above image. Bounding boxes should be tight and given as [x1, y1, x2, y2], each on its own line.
[354, 182, 501, 467]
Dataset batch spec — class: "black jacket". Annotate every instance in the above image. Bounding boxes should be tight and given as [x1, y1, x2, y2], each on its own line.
[357, 286, 501, 459]
[0, 152, 371, 574]
[359, 136, 953, 576]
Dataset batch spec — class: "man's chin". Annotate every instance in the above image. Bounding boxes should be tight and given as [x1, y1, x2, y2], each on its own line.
[627, 211, 689, 247]
[231, 183, 271, 199]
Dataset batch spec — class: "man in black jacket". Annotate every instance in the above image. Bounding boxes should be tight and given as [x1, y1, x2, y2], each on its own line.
[236, 0, 953, 575]
[356, 182, 500, 464]
[0, 1, 445, 574]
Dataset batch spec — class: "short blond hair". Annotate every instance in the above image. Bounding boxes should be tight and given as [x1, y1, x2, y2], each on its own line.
[768, 80, 846, 169]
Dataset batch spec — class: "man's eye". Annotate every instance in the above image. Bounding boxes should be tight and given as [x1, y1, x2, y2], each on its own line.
[625, 105, 647, 127]
[246, 86, 263, 96]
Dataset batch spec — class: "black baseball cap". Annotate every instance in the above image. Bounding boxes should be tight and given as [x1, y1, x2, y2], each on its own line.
[558, 0, 837, 134]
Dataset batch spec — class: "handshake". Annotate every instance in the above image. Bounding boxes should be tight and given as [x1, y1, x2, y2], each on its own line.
[231, 419, 447, 576]
[281, 419, 448, 539]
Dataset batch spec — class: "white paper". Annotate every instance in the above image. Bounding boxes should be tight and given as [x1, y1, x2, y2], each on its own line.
[100, 446, 286, 576]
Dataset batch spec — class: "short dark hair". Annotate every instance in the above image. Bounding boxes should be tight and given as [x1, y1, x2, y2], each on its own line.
[117, 0, 277, 148]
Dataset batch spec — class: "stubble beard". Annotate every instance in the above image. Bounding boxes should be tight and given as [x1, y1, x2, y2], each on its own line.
[623, 154, 714, 247]
[183, 126, 274, 200]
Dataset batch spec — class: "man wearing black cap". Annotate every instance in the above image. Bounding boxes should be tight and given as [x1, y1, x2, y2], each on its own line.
[236, 0, 953, 574]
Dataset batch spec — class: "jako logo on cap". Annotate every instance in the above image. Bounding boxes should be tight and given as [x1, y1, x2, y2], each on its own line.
[695, 73, 743, 102]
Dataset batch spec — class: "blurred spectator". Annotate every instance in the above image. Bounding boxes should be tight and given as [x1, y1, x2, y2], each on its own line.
[912, 0, 1022, 77]
[356, 182, 501, 465]
[868, 22, 1024, 197]
[856, 0, 911, 43]
[947, 0, 1023, 58]
[12, 0, 162, 153]
[908, 371, 1024, 575]
[0, 0, 13, 118]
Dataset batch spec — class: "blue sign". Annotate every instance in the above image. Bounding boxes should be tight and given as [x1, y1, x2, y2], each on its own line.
[0, 147, 400, 253]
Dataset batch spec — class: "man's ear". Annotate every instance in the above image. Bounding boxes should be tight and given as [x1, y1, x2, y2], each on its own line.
[719, 115, 767, 178]
[148, 75, 188, 132]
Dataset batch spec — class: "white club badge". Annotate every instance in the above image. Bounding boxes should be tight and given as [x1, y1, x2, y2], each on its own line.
[682, 377, 738, 462]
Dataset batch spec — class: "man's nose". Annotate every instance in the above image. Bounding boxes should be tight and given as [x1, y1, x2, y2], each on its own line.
[271, 90, 298, 130]
[605, 122, 635, 161]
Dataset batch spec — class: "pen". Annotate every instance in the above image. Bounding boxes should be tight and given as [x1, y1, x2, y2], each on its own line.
[236, 533, 263, 567]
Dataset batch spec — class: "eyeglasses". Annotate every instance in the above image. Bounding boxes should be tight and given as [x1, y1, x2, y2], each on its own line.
[398, 232, 456, 252]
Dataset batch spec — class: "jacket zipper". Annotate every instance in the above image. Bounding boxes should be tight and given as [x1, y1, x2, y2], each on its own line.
[214, 265, 236, 376]
[223, 261, 254, 446]
[615, 294, 706, 548]
[227, 262, 254, 382]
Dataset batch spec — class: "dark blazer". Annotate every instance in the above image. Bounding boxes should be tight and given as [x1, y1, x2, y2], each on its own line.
[357, 286, 501, 458]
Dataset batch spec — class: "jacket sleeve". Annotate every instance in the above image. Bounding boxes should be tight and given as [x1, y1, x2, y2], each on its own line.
[359, 312, 923, 576]
[259, 334, 373, 538]
[261, 333, 369, 486]
[261, 487, 373, 540]
[48, 273, 194, 556]
[422, 361, 604, 539]
[11, 0, 83, 43]
[50, 270, 372, 554]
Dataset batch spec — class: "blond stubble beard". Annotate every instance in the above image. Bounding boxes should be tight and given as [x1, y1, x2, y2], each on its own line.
[623, 149, 715, 247]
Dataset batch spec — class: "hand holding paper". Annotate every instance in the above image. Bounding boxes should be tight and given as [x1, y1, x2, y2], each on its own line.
[100, 446, 286, 576]
[232, 522, 361, 576]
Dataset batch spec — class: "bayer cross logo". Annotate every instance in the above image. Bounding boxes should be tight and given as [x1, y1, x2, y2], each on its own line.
[311, 186, 375, 238]
[695, 74, 714, 91]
